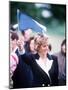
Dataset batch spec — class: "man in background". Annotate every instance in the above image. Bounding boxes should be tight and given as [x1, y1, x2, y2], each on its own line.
[54, 39, 66, 86]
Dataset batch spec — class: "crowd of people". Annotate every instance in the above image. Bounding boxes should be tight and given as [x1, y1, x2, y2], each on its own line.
[10, 28, 66, 88]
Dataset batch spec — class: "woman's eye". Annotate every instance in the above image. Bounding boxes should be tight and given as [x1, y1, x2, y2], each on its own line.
[43, 45, 48, 47]
[43, 45, 46, 47]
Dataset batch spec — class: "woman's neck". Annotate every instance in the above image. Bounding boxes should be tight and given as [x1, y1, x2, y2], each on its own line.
[38, 52, 47, 60]
[12, 45, 17, 52]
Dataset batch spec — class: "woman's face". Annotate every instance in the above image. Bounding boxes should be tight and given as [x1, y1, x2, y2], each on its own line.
[24, 29, 32, 42]
[39, 43, 49, 54]
[30, 39, 35, 52]
[61, 44, 66, 54]
[10, 39, 17, 51]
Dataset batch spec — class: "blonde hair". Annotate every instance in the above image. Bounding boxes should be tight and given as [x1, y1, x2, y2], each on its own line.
[34, 34, 48, 52]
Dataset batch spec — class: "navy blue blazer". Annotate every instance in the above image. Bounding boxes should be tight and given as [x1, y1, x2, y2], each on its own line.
[20, 53, 58, 87]
[12, 53, 33, 88]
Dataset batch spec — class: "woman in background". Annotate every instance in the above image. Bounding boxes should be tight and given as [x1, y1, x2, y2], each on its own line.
[54, 39, 66, 86]
[10, 32, 19, 88]
[27, 36, 37, 54]
[10, 32, 19, 76]
[12, 32, 33, 88]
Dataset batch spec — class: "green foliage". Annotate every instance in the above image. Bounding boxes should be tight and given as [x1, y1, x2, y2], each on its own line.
[9, 1, 66, 25]
[9, 1, 66, 38]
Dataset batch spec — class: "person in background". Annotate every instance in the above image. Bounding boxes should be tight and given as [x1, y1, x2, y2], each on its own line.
[27, 36, 37, 54]
[10, 32, 19, 75]
[48, 44, 52, 55]
[12, 31, 33, 88]
[21, 28, 33, 53]
[21, 28, 32, 42]
[54, 39, 66, 86]
[10, 32, 19, 88]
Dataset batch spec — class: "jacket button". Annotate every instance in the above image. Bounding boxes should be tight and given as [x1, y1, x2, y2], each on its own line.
[42, 84, 45, 86]
[48, 84, 50, 86]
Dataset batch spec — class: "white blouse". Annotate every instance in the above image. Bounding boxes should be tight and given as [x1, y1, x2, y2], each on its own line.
[36, 57, 53, 77]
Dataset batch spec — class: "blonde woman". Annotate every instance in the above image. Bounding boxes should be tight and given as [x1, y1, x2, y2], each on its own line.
[19, 34, 58, 87]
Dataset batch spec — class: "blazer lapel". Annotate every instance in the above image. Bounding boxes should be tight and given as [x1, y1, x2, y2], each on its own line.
[31, 54, 50, 84]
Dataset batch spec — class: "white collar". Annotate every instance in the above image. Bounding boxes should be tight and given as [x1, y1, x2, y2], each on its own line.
[36, 57, 53, 77]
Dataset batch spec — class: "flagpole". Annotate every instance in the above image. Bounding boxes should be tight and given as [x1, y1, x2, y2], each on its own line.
[17, 9, 19, 31]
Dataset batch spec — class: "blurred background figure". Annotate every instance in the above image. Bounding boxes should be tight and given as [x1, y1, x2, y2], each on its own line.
[54, 39, 66, 86]
[48, 44, 52, 55]
[27, 36, 37, 54]
[10, 32, 19, 75]
[21, 28, 33, 53]
[21, 29, 32, 42]
[12, 31, 34, 89]
[10, 32, 19, 88]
